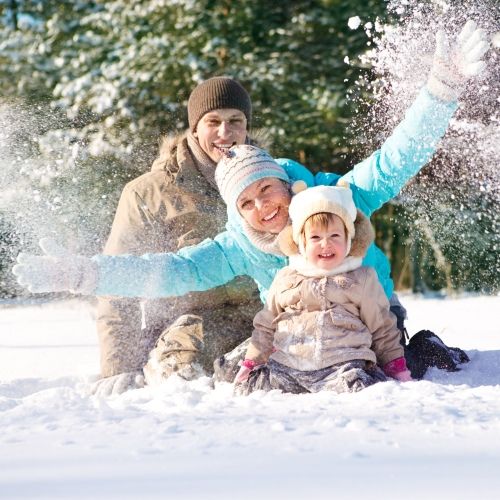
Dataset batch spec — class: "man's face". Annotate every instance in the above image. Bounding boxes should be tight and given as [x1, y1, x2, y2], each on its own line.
[195, 108, 248, 162]
[237, 178, 292, 234]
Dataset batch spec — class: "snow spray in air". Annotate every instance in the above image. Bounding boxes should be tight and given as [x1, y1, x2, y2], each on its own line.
[0, 100, 144, 297]
[346, 0, 499, 292]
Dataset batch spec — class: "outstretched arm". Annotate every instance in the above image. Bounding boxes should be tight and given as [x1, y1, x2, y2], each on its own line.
[13, 231, 250, 298]
[341, 88, 457, 215]
[94, 232, 248, 297]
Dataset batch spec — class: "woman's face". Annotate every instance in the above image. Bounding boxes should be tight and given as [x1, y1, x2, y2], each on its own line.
[237, 178, 292, 234]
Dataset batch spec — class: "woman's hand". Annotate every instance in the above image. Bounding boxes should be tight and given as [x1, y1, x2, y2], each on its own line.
[427, 19, 490, 102]
[12, 238, 97, 295]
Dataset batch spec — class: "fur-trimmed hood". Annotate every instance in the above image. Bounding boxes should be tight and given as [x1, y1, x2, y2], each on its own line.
[150, 128, 273, 173]
[150, 132, 187, 173]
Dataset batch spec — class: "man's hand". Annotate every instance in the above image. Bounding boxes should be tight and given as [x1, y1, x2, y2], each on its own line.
[13, 238, 97, 294]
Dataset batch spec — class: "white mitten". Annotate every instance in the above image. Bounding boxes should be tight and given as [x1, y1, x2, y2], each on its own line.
[427, 20, 490, 102]
[90, 371, 145, 397]
[12, 237, 97, 294]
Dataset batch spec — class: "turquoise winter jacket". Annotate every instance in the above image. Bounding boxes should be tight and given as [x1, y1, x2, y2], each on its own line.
[94, 89, 457, 302]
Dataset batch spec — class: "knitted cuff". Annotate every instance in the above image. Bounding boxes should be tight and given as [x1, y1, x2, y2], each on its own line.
[383, 357, 409, 377]
[426, 75, 461, 102]
[70, 257, 99, 295]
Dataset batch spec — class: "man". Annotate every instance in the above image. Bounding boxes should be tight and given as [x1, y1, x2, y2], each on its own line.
[94, 77, 265, 395]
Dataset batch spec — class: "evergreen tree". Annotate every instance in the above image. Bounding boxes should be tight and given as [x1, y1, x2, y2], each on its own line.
[0, 0, 497, 296]
[1, 0, 390, 166]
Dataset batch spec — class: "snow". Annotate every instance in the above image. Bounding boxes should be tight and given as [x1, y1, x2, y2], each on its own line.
[1, 294, 500, 499]
[348, 16, 362, 30]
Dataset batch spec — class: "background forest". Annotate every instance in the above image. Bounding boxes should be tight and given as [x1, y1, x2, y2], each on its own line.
[0, 0, 498, 298]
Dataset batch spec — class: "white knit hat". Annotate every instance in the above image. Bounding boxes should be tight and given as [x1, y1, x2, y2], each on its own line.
[288, 184, 357, 246]
[215, 145, 290, 208]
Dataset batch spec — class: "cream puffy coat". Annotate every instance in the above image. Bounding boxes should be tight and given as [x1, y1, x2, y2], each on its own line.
[246, 212, 404, 371]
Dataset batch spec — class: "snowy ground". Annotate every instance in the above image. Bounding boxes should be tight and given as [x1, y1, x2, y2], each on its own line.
[1, 293, 499, 499]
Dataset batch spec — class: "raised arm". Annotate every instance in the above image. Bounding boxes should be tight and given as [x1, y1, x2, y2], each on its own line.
[340, 89, 457, 215]
[278, 88, 456, 217]
[340, 21, 489, 215]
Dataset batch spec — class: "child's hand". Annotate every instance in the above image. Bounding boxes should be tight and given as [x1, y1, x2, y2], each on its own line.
[13, 238, 97, 295]
[427, 19, 490, 102]
[392, 369, 413, 382]
[234, 359, 260, 384]
[383, 357, 413, 382]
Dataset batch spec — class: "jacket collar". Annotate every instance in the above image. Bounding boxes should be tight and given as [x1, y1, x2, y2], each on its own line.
[288, 254, 363, 278]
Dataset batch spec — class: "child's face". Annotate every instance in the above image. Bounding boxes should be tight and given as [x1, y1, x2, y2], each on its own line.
[303, 215, 348, 270]
[237, 178, 292, 234]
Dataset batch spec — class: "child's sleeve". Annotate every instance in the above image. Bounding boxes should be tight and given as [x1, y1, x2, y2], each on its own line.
[358, 268, 404, 366]
[341, 88, 458, 216]
[93, 230, 249, 298]
[245, 273, 284, 364]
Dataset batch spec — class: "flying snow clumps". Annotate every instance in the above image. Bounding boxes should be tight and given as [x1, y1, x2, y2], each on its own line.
[348, 16, 362, 30]
[345, 0, 500, 292]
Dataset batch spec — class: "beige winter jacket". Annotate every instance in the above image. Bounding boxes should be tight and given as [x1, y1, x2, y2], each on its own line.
[96, 132, 261, 377]
[246, 212, 404, 371]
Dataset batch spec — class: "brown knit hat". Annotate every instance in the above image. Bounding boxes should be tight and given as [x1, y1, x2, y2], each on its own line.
[187, 77, 252, 132]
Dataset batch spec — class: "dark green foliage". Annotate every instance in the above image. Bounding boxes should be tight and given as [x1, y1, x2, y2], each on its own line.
[373, 196, 500, 294]
[0, 0, 390, 166]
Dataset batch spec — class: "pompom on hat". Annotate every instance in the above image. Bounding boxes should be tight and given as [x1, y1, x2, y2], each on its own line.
[215, 145, 290, 209]
[188, 76, 252, 132]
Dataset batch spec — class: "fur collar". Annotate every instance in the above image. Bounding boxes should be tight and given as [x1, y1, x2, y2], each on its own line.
[149, 128, 273, 173]
[288, 254, 363, 277]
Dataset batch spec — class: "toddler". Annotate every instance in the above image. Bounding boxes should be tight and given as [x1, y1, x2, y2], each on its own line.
[235, 183, 412, 394]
